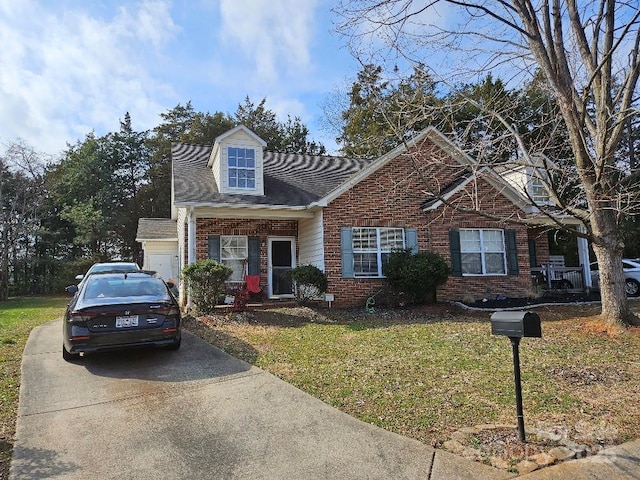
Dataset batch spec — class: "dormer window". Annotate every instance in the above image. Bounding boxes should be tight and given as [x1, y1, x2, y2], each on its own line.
[530, 176, 550, 204]
[228, 147, 256, 189]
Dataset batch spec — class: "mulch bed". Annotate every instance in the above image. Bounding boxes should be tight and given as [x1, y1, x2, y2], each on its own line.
[457, 291, 602, 310]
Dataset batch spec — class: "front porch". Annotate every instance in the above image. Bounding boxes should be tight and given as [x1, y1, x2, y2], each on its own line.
[528, 226, 592, 293]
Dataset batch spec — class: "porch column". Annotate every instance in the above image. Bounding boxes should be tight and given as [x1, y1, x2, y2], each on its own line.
[186, 208, 196, 310]
[577, 224, 592, 288]
[187, 207, 196, 265]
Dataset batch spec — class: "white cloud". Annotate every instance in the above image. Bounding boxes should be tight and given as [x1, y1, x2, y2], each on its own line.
[218, 0, 318, 83]
[0, 0, 179, 155]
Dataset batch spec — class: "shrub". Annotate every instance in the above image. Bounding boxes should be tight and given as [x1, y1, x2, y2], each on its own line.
[288, 265, 328, 304]
[182, 259, 233, 314]
[384, 249, 450, 304]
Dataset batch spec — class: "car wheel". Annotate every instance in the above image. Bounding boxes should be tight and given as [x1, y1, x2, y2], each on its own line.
[166, 338, 181, 351]
[62, 345, 80, 362]
[625, 279, 640, 297]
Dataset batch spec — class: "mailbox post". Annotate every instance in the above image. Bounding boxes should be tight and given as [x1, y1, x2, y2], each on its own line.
[490, 311, 541, 442]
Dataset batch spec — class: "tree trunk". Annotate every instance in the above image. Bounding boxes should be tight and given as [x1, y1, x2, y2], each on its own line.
[590, 210, 640, 327]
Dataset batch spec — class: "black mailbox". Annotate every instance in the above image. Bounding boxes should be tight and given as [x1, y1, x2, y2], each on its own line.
[491, 311, 541, 338]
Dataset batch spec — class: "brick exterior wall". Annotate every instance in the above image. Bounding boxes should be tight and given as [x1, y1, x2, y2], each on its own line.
[528, 226, 551, 266]
[192, 218, 297, 291]
[184, 138, 540, 308]
[322, 139, 535, 307]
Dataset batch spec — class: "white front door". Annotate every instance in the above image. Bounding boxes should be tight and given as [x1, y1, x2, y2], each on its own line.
[268, 238, 295, 297]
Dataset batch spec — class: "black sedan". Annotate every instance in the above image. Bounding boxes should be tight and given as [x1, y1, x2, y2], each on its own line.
[63, 271, 181, 361]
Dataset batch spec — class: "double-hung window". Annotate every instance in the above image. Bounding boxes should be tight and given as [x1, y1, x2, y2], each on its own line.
[220, 235, 248, 281]
[530, 177, 550, 204]
[228, 147, 256, 189]
[460, 229, 506, 275]
[352, 227, 405, 277]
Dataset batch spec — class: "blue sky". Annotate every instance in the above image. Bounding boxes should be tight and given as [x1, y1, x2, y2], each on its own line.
[0, 0, 361, 156]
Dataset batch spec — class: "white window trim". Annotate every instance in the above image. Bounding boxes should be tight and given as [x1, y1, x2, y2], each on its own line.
[460, 228, 507, 276]
[220, 235, 248, 282]
[530, 176, 552, 205]
[353, 227, 405, 278]
[227, 146, 256, 190]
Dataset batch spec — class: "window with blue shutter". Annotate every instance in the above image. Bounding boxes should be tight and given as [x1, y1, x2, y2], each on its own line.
[341, 227, 410, 278]
[449, 228, 518, 276]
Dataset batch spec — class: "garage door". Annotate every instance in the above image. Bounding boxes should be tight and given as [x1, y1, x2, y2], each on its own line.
[149, 254, 174, 281]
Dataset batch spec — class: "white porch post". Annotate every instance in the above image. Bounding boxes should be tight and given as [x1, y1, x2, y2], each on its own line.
[187, 207, 196, 309]
[577, 225, 592, 288]
[187, 207, 196, 265]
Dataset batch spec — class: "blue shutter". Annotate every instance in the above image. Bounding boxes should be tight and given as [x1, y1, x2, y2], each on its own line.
[248, 237, 260, 275]
[341, 227, 354, 278]
[208, 235, 220, 261]
[505, 229, 519, 275]
[449, 230, 462, 277]
[405, 229, 418, 254]
[527, 239, 537, 268]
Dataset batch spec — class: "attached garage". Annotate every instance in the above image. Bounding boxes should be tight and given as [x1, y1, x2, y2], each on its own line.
[136, 219, 179, 283]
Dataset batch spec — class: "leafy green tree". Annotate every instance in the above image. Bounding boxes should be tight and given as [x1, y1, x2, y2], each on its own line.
[235, 97, 326, 154]
[337, 64, 441, 158]
[145, 102, 199, 218]
[106, 113, 151, 260]
[47, 133, 117, 257]
[235, 97, 281, 147]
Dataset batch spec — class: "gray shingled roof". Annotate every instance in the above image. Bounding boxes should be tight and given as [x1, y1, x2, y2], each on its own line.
[136, 218, 178, 240]
[171, 143, 373, 207]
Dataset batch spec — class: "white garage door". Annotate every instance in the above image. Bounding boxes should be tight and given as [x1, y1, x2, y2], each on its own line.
[149, 254, 174, 281]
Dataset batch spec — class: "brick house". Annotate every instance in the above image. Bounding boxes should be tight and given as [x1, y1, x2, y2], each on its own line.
[136, 125, 591, 307]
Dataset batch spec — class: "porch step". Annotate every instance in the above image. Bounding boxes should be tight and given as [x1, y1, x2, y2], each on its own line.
[213, 300, 299, 311]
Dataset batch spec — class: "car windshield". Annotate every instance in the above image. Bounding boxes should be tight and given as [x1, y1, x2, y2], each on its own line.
[83, 276, 169, 301]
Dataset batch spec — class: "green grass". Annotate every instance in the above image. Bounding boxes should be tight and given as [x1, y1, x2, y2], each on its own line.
[0, 296, 68, 477]
[185, 306, 640, 447]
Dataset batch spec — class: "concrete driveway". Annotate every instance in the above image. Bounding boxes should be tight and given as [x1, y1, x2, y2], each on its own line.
[10, 319, 512, 480]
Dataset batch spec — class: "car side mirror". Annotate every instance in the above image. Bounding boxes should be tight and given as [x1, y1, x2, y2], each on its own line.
[166, 281, 175, 289]
[65, 285, 79, 295]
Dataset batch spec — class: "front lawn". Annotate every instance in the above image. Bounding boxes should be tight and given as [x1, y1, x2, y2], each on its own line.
[184, 303, 640, 459]
[0, 296, 69, 479]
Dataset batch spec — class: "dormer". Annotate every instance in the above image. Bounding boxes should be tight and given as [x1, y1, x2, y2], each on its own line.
[501, 157, 554, 208]
[207, 125, 267, 196]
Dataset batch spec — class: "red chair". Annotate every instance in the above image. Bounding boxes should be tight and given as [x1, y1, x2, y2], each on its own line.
[232, 274, 263, 311]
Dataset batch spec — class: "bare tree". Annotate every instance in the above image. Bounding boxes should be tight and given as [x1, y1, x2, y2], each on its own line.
[0, 141, 47, 300]
[335, 0, 640, 327]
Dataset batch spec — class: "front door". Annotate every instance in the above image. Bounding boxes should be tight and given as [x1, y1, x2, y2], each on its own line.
[268, 238, 295, 297]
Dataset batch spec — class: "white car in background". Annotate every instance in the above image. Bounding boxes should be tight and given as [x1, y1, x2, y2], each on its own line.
[75, 262, 141, 287]
[590, 259, 640, 297]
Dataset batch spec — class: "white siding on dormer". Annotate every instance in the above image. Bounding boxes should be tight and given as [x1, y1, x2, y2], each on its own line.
[211, 128, 264, 196]
[501, 166, 552, 208]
